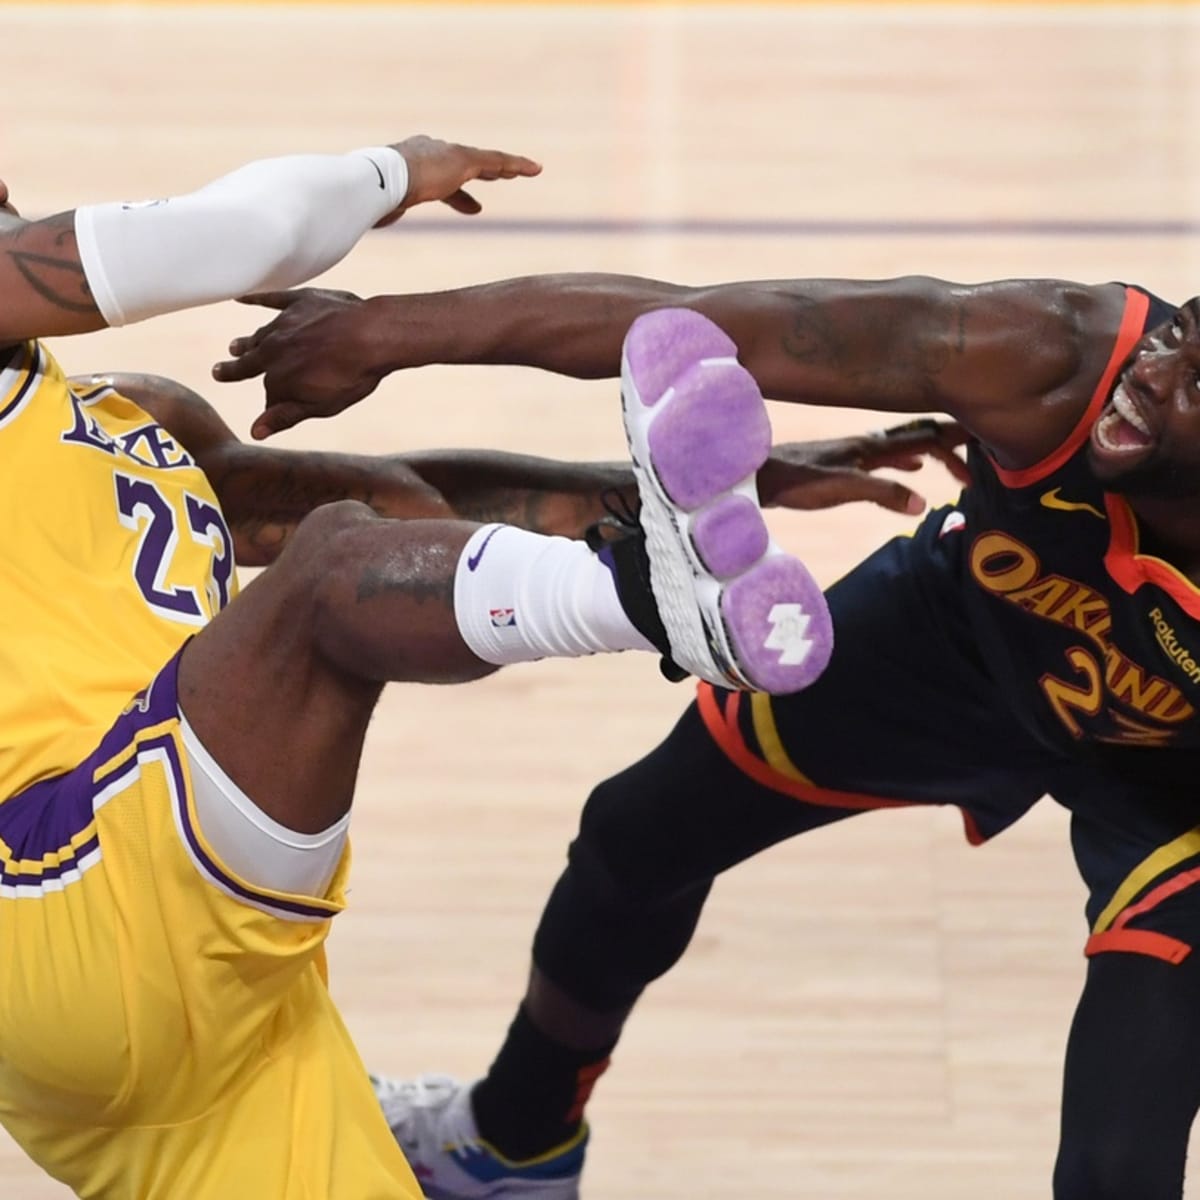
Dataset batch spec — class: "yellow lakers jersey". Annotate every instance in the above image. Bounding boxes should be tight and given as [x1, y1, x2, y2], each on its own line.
[0, 340, 236, 799]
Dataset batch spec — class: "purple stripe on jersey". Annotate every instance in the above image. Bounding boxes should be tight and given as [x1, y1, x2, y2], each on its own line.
[0, 651, 183, 884]
[0, 770, 97, 884]
[0, 834, 101, 887]
[2, 649, 335, 919]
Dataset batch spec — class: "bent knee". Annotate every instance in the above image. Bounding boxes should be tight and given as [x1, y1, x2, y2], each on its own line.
[272, 500, 380, 589]
[571, 781, 713, 910]
[289, 500, 379, 554]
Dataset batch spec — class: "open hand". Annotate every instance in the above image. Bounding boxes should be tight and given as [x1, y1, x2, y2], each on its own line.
[379, 135, 541, 224]
[757, 418, 971, 514]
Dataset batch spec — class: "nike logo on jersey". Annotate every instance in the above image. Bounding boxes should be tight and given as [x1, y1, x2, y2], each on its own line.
[1039, 488, 1105, 520]
[467, 525, 503, 571]
[366, 157, 386, 190]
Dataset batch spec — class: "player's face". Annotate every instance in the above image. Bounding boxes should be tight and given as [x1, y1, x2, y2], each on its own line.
[1088, 298, 1200, 499]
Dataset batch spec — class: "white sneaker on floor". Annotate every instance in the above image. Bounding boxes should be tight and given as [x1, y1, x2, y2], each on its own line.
[372, 1074, 587, 1200]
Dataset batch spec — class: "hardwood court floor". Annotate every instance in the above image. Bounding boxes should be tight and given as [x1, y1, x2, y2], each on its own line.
[3, 3, 1199, 1196]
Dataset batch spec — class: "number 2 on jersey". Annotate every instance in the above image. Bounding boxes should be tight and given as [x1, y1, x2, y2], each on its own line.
[115, 472, 234, 625]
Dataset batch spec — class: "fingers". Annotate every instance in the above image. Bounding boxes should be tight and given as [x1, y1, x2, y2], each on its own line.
[851, 420, 971, 484]
[236, 291, 298, 311]
[217, 322, 274, 369]
[885, 456, 924, 472]
[865, 476, 927, 515]
[767, 464, 926, 515]
[933, 421, 971, 449]
[804, 472, 926, 515]
[931, 444, 972, 485]
[442, 188, 482, 215]
[214, 295, 298, 374]
[468, 149, 542, 179]
[212, 349, 264, 382]
[249, 402, 305, 441]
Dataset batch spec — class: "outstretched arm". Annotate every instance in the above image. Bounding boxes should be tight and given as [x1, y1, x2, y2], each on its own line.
[76, 373, 627, 565]
[0, 136, 540, 345]
[81, 373, 966, 567]
[216, 273, 1129, 469]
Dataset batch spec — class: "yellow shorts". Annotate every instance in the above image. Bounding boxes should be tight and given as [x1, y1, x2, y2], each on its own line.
[0, 653, 421, 1199]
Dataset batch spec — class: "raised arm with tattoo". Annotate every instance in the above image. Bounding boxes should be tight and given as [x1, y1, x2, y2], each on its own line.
[215, 273, 1127, 469]
[0, 137, 540, 344]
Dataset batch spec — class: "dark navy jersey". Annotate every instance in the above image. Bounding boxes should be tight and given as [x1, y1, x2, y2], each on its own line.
[958, 284, 1200, 753]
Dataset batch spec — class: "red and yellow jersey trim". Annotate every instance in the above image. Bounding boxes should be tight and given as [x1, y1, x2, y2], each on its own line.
[1103, 494, 1200, 619]
[991, 287, 1150, 489]
[1086, 823, 1200, 964]
[698, 685, 915, 812]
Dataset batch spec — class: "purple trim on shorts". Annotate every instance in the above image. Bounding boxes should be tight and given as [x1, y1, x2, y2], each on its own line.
[2, 650, 333, 918]
[0, 771, 99, 885]
[0, 652, 184, 885]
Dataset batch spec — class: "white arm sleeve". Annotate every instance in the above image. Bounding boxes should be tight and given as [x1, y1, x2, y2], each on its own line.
[74, 146, 408, 327]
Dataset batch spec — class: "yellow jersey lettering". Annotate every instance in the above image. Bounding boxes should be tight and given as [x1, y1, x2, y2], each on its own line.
[1106, 657, 1168, 715]
[1005, 576, 1073, 618]
[970, 530, 1193, 741]
[1040, 648, 1103, 739]
[970, 532, 1041, 594]
[1047, 587, 1112, 638]
[1149, 688, 1195, 723]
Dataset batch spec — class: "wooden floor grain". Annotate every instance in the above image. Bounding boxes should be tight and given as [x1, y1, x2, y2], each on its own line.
[4, 4, 1199, 1195]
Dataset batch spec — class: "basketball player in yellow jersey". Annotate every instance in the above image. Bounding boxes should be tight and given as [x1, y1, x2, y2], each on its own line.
[0, 134, 548, 1200]
[0, 137, 951, 1197]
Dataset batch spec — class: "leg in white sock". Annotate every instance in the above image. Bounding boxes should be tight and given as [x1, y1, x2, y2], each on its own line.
[453, 525, 654, 666]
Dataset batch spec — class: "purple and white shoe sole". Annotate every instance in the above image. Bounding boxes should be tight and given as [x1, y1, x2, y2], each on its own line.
[620, 308, 833, 694]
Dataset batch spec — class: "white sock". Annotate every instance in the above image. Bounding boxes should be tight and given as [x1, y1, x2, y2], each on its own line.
[453, 524, 656, 665]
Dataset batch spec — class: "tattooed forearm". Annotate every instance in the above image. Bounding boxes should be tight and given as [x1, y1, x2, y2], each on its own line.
[215, 454, 382, 524]
[209, 452, 402, 568]
[411, 455, 636, 537]
[11, 252, 95, 313]
[450, 486, 634, 538]
[781, 296, 845, 367]
[8, 213, 96, 314]
[776, 289, 961, 410]
[201, 443, 638, 566]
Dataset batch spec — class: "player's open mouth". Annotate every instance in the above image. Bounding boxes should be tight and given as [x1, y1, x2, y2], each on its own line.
[1092, 380, 1155, 461]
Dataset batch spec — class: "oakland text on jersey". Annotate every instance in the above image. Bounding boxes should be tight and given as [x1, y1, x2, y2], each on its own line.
[970, 529, 1193, 741]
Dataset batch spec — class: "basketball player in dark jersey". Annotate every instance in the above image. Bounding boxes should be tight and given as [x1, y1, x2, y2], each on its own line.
[218, 274, 1194, 1199]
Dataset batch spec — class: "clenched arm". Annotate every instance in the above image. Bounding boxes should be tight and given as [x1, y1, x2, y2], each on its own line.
[219, 274, 1128, 469]
[84, 373, 964, 568]
[75, 373, 635, 566]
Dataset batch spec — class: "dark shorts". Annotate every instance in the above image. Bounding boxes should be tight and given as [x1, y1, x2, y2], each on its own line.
[698, 507, 1200, 964]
